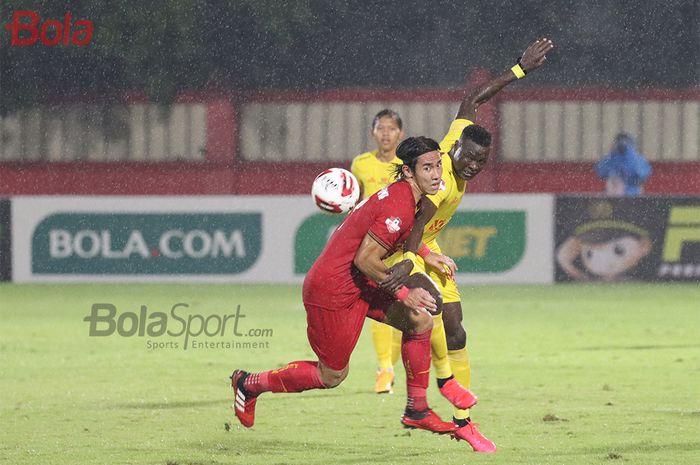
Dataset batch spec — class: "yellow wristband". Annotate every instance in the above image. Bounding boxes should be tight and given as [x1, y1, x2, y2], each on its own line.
[511, 64, 526, 79]
[403, 251, 417, 263]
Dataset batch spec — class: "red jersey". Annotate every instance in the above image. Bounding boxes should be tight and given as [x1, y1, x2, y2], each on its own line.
[304, 180, 417, 309]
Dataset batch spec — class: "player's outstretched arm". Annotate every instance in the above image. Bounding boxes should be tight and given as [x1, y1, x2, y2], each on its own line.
[456, 38, 554, 121]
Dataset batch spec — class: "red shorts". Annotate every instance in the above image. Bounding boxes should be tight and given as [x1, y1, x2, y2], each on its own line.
[303, 279, 396, 371]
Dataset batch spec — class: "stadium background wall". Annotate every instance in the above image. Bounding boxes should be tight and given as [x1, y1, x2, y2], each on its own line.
[1, 85, 700, 196]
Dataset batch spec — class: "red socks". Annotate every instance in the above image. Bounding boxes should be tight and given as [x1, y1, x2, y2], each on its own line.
[240, 329, 431, 415]
[243, 360, 326, 395]
[402, 329, 431, 411]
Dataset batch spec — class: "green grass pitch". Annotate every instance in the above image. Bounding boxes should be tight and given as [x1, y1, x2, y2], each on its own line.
[1, 283, 699, 465]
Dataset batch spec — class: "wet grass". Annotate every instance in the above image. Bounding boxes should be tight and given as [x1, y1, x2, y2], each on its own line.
[1, 283, 699, 465]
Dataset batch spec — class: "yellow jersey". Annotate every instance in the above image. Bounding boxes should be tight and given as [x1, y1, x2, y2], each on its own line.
[350, 150, 399, 199]
[423, 119, 473, 245]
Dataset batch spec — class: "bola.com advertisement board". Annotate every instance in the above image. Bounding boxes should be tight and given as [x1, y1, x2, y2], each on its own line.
[555, 196, 700, 282]
[12, 195, 553, 284]
[12, 196, 308, 283]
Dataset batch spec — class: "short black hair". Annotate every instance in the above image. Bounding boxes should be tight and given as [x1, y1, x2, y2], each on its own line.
[393, 136, 440, 179]
[460, 124, 492, 147]
[372, 109, 403, 131]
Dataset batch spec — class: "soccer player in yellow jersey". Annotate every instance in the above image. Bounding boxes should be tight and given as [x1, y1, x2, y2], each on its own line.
[350, 109, 405, 394]
[382, 38, 554, 452]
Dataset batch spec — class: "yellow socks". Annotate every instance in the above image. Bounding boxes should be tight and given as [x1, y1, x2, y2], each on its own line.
[371, 320, 400, 369]
[390, 326, 402, 365]
[430, 315, 452, 379]
[448, 347, 471, 420]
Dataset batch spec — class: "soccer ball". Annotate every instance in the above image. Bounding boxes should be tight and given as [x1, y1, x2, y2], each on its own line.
[311, 168, 360, 214]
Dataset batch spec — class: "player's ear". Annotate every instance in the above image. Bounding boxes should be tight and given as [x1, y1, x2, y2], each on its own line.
[401, 164, 413, 179]
[452, 137, 462, 153]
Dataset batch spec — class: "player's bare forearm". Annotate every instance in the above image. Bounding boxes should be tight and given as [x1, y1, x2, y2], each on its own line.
[379, 198, 438, 293]
[356, 257, 388, 284]
[456, 37, 553, 121]
[353, 234, 390, 283]
[403, 196, 438, 254]
[456, 70, 516, 120]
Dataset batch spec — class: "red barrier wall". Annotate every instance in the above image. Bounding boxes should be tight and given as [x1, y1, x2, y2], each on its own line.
[2, 160, 699, 195]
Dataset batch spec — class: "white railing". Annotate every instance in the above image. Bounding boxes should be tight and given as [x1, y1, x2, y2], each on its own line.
[239, 92, 700, 163]
[0, 103, 207, 162]
[239, 101, 458, 162]
[500, 100, 700, 162]
[3, 90, 698, 164]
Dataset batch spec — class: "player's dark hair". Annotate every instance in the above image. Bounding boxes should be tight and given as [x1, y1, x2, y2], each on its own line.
[460, 124, 492, 147]
[372, 109, 403, 131]
[393, 136, 440, 179]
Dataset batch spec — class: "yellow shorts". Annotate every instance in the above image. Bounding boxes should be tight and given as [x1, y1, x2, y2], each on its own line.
[384, 241, 461, 304]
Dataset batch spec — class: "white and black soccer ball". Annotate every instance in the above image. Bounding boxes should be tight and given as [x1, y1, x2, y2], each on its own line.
[311, 168, 360, 214]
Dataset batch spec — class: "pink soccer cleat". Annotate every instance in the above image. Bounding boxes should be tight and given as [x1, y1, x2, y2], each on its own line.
[438, 377, 478, 410]
[451, 421, 497, 453]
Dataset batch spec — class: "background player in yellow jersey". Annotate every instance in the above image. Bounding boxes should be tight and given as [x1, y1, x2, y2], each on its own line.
[382, 38, 554, 452]
[350, 109, 405, 394]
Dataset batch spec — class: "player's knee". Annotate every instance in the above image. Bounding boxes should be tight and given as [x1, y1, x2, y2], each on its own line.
[406, 273, 443, 314]
[442, 303, 465, 348]
[319, 364, 348, 388]
[446, 326, 466, 350]
[412, 309, 433, 333]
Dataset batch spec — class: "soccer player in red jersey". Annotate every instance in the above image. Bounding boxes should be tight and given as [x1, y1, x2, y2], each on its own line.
[231, 136, 478, 434]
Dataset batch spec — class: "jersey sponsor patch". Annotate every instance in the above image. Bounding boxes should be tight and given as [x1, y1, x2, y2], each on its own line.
[377, 187, 389, 200]
[385, 217, 401, 233]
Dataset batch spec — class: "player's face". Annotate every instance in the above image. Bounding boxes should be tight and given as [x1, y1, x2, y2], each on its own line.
[451, 138, 490, 181]
[372, 116, 403, 153]
[409, 150, 443, 195]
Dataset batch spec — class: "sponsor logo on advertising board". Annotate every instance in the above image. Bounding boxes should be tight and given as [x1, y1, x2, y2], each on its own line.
[32, 213, 262, 274]
[555, 197, 700, 282]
